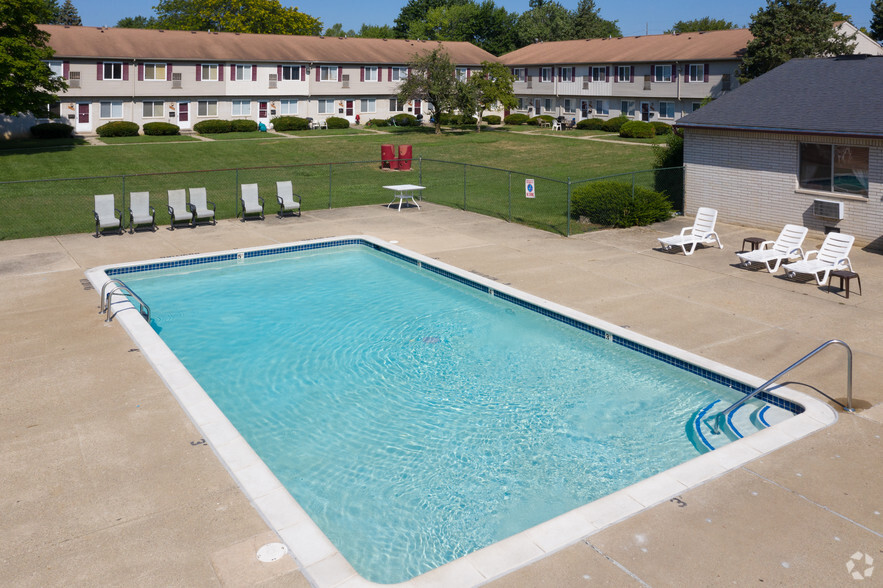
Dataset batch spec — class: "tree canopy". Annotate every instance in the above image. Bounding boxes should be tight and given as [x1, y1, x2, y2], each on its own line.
[116, 16, 158, 28]
[325, 23, 356, 37]
[871, 0, 883, 41]
[357, 23, 395, 38]
[151, 0, 322, 35]
[397, 48, 458, 134]
[739, 0, 856, 81]
[572, 0, 620, 38]
[0, 0, 68, 115]
[58, 0, 81, 25]
[665, 17, 737, 34]
[459, 60, 516, 131]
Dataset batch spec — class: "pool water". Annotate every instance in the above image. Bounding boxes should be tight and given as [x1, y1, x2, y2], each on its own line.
[120, 245, 766, 583]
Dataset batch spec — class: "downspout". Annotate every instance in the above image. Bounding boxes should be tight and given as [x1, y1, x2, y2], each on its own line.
[132, 58, 137, 124]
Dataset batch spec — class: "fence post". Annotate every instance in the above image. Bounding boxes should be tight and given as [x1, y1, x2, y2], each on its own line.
[566, 178, 571, 237]
[121, 175, 127, 231]
[235, 169, 240, 218]
[507, 171, 512, 222]
[463, 164, 467, 210]
[631, 171, 636, 199]
[418, 156, 422, 186]
[328, 164, 333, 209]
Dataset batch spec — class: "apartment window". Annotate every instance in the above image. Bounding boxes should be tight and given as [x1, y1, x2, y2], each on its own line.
[620, 100, 635, 117]
[103, 62, 123, 80]
[560, 68, 573, 82]
[658, 101, 675, 118]
[318, 99, 334, 113]
[512, 68, 526, 82]
[197, 100, 218, 117]
[143, 63, 166, 81]
[41, 101, 61, 118]
[360, 99, 376, 113]
[364, 66, 378, 82]
[595, 100, 608, 116]
[544, 98, 552, 112]
[654, 65, 672, 82]
[142, 101, 163, 118]
[390, 67, 408, 81]
[389, 98, 404, 112]
[541, 67, 551, 82]
[617, 65, 631, 82]
[46, 60, 63, 78]
[319, 66, 338, 81]
[456, 67, 467, 82]
[234, 64, 252, 81]
[232, 99, 251, 116]
[692, 102, 702, 112]
[563, 99, 573, 113]
[199, 64, 217, 81]
[280, 65, 299, 81]
[280, 99, 298, 115]
[100, 101, 122, 118]
[516, 97, 526, 110]
[799, 144, 869, 196]
[689, 64, 704, 82]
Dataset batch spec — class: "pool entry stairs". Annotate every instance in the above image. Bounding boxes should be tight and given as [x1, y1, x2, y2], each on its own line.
[688, 399, 793, 453]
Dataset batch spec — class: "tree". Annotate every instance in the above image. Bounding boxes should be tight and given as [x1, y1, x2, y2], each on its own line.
[462, 60, 516, 131]
[152, 0, 322, 35]
[37, 0, 60, 23]
[871, 0, 883, 41]
[116, 15, 158, 28]
[515, 0, 573, 46]
[397, 48, 458, 134]
[407, 3, 479, 41]
[666, 17, 736, 34]
[393, 0, 470, 38]
[739, 0, 856, 82]
[572, 0, 620, 39]
[324, 23, 355, 37]
[357, 23, 395, 38]
[58, 0, 81, 25]
[471, 1, 518, 55]
[0, 0, 68, 115]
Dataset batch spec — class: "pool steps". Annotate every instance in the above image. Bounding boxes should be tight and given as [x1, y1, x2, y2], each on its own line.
[689, 400, 794, 453]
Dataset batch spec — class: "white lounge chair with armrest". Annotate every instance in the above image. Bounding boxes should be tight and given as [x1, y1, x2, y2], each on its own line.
[188, 187, 216, 227]
[276, 180, 302, 218]
[93, 194, 123, 237]
[736, 224, 807, 272]
[129, 191, 156, 233]
[167, 189, 192, 229]
[240, 183, 264, 221]
[657, 207, 722, 255]
[782, 232, 855, 285]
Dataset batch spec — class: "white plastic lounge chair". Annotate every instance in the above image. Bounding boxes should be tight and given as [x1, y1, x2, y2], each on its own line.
[658, 207, 722, 255]
[188, 187, 216, 227]
[276, 181, 302, 218]
[240, 183, 264, 221]
[167, 189, 192, 229]
[782, 232, 855, 285]
[129, 191, 156, 233]
[93, 194, 122, 237]
[736, 224, 808, 272]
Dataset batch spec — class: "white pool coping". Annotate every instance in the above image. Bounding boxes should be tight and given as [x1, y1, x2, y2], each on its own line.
[86, 235, 839, 588]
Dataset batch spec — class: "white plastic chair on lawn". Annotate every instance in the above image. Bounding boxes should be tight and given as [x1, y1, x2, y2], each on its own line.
[129, 191, 156, 233]
[240, 183, 264, 221]
[736, 224, 808, 272]
[188, 187, 216, 227]
[167, 189, 192, 229]
[658, 207, 722, 255]
[93, 194, 122, 237]
[782, 232, 855, 285]
[276, 181, 301, 217]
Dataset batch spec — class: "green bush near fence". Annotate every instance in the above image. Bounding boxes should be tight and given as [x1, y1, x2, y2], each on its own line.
[390, 113, 418, 126]
[619, 121, 655, 138]
[366, 118, 389, 127]
[600, 116, 629, 133]
[570, 180, 672, 228]
[194, 119, 233, 134]
[271, 116, 310, 131]
[97, 121, 140, 137]
[30, 122, 74, 139]
[504, 113, 529, 125]
[576, 118, 605, 130]
[231, 119, 258, 132]
[326, 116, 349, 129]
[143, 122, 180, 136]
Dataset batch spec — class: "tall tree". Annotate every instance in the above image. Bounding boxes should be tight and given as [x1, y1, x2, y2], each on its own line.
[116, 15, 158, 28]
[397, 48, 458, 134]
[152, 0, 322, 35]
[515, 0, 573, 46]
[0, 0, 68, 115]
[357, 23, 395, 38]
[739, 0, 856, 81]
[393, 0, 470, 38]
[471, 0, 517, 55]
[58, 0, 81, 25]
[37, 0, 60, 23]
[462, 60, 516, 131]
[407, 3, 479, 41]
[871, 0, 883, 40]
[666, 17, 737, 34]
[324, 23, 356, 37]
[572, 0, 620, 38]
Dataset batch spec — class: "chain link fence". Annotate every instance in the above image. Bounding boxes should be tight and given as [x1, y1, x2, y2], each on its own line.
[0, 158, 684, 240]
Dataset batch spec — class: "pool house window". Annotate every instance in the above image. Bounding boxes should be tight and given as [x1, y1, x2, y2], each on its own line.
[799, 143, 869, 196]
[197, 100, 217, 117]
[100, 101, 122, 118]
[142, 101, 163, 118]
[280, 99, 298, 115]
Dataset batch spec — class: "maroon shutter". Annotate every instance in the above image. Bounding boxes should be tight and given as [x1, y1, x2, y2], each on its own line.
[360, 67, 365, 82]
[97, 62, 103, 80]
[378, 67, 383, 82]
[612, 66, 617, 83]
[123, 63, 129, 81]
[196, 63, 201, 82]
[138, 63, 144, 81]
[300, 65, 305, 80]
[605, 66, 609, 81]
[316, 67, 320, 81]
[407, 67, 412, 77]
[277, 65, 282, 80]
[630, 65, 634, 82]
[684, 64, 690, 84]
[252, 64, 256, 81]
[167, 63, 172, 80]
[389, 67, 394, 80]
[572, 67, 576, 81]
[337, 67, 342, 82]
[63, 61, 69, 78]
[231, 64, 236, 80]
[467, 68, 472, 79]
[704, 63, 709, 83]
[671, 63, 677, 82]
[218, 64, 224, 81]
[650, 65, 655, 80]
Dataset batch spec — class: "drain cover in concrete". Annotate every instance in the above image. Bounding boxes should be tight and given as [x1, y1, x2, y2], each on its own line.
[256, 542, 288, 563]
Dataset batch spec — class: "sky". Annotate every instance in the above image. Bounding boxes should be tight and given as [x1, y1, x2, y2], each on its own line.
[72, 0, 876, 38]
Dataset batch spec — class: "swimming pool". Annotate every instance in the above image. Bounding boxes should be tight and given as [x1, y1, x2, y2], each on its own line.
[87, 236, 837, 586]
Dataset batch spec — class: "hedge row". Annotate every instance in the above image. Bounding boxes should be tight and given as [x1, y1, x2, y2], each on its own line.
[193, 119, 258, 134]
[96, 121, 139, 137]
[30, 122, 73, 139]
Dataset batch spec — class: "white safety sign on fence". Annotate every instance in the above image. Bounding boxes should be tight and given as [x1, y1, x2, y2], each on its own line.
[525, 179, 535, 199]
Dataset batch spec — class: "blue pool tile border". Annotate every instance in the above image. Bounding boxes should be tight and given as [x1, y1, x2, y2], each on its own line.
[107, 238, 803, 415]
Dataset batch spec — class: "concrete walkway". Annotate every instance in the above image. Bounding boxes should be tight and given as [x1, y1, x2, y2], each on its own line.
[2, 204, 880, 586]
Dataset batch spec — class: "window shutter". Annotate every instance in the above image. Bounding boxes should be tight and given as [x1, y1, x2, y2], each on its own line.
[123, 63, 129, 81]
[277, 65, 282, 80]
[630, 65, 634, 82]
[612, 67, 617, 83]
[63, 61, 69, 78]
[218, 64, 224, 81]
[572, 67, 576, 81]
[378, 67, 383, 82]
[389, 67, 394, 79]
[684, 64, 690, 83]
[300, 65, 305, 80]
[360, 67, 365, 82]
[605, 66, 609, 81]
[650, 65, 655, 80]
[467, 68, 472, 79]
[167, 63, 172, 80]
[138, 63, 144, 81]
[97, 62, 103, 80]
[671, 63, 677, 81]
[252, 65, 256, 82]
[408, 68, 412, 76]
[555, 67, 560, 81]
[231, 64, 236, 80]
[338, 67, 342, 82]
[196, 63, 201, 82]
[316, 67, 320, 81]
[704, 63, 709, 83]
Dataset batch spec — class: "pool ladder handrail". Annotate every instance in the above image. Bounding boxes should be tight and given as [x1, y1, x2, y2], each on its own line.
[709, 339, 853, 435]
[99, 278, 151, 323]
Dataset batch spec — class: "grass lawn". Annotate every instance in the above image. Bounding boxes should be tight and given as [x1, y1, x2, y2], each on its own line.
[0, 128, 660, 239]
[99, 135, 202, 144]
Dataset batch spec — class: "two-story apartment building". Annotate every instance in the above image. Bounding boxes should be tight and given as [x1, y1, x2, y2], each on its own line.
[5, 24, 495, 137]
[497, 29, 753, 123]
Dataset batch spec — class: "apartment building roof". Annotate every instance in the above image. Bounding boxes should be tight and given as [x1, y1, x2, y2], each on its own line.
[498, 28, 752, 66]
[40, 24, 498, 65]
[677, 55, 883, 138]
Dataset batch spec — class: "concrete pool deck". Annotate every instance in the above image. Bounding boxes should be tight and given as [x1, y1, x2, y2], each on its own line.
[2, 204, 881, 586]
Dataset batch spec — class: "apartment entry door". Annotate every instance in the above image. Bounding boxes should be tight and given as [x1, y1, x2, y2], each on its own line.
[177, 102, 190, 129]
[641, 102, 651, 122]
[258, 101, 269, 126]
[76, 103, 91, 132]
[345, 100, 354, 117]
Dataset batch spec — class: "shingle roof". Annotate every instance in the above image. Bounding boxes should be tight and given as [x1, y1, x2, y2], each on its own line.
[677, 55, 883, 138]
[497, 29, 752, 66]
[40, 24, 497, 66]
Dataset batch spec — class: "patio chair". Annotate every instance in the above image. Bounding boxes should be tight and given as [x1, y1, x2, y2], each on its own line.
[167, 189, 192, 229]
[276, 181, 301, 218]
[129, 191, 156, 233]
[239, 183, 264, 221]
[188, 187, 216, 227]
[782, 232, 855, 285]
[736, 224, 808, 272]
[93, 194, 122, 237]
[657, 207, 722, 255]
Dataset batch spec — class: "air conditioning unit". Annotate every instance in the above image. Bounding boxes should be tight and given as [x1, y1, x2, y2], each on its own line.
[69, 71, 80, 88]
[582, 79, 589, 89]
[172, 73, 182, 88]
[813, 199, 844, 219]
[342, 74, 349, 88]
[526, 75, 532, 89]
[268, 73, 277, 89]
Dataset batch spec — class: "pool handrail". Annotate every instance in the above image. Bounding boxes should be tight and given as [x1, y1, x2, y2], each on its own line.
[100, 278, 151, 323]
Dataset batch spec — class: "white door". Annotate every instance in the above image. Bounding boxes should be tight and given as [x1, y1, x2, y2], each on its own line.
[177, 102, 190, 129]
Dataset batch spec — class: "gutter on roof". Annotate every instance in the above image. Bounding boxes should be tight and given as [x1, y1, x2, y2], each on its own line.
[675, 122, 883, 140]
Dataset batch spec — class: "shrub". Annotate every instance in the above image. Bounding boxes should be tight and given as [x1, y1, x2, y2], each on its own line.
[455, 115, 476, 125]
[484, 115, 501, 125]
[194, 119, 233, 134]
[571, 181, 673, 228]
[366, 118, 389, 127]
[390, 113, 418, 126]
[600, 115, 629, 133]
[143, 122, 180, 135]
[651, 121, 673, 135]
[576, 118, 605, 130]
[653, 133, 684, 211]
[96, 121, 139, 137]
[503, 113, 529, 125]
[619, 121, 655, 138]
[30, 122, 73, 139]
[271, 116, 310, 131]
[231, 119, 258, 132]
[528, 115, 555, 126]
[325, 116, 349, 129]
